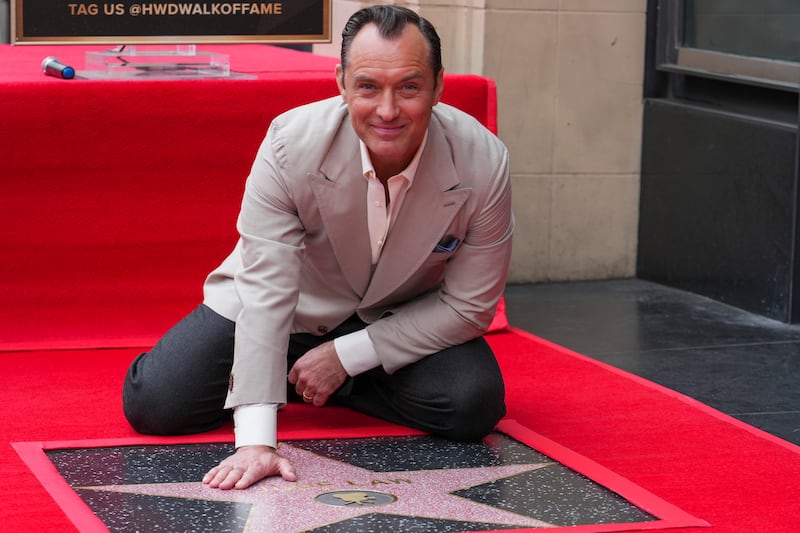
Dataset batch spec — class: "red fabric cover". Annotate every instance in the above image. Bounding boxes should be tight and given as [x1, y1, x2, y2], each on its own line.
[0, 44, 506, 352]
[0, 44, 347, 81]
[2, 330, 800, 531]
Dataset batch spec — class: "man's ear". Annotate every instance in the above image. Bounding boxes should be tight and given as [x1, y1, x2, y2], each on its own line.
[433, 68, 445, 105]
[335, 64, 346, 98]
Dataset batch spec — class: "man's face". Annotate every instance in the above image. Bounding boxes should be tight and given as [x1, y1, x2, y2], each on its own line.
[336, 23, 444, 179]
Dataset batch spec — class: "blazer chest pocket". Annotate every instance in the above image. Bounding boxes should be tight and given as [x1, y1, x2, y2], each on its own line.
[421, 235, 463, 270]
[433, 235, 462, 254]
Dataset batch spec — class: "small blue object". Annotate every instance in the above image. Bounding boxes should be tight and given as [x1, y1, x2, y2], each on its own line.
[62, 66, 75, 79]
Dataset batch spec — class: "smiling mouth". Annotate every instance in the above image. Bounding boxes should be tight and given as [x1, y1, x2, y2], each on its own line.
[372, 123, 405, 137]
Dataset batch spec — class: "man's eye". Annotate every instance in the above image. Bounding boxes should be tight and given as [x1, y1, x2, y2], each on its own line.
[357, 83, 376, 91]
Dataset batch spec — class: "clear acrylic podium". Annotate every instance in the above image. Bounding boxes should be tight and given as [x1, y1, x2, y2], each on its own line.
[82, 45, 254, 80]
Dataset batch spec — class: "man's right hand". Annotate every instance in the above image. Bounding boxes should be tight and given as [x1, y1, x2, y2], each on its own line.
[202, 444, 297, 490]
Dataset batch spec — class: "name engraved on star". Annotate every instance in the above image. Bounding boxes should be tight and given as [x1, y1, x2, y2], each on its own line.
[260, 476, 412, 492]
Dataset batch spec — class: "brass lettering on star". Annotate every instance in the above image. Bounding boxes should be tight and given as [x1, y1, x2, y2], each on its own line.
[260, 477, 412, 493]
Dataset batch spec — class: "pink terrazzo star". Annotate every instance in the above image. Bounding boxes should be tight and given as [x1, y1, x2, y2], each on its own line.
[81, 442, 557, 531]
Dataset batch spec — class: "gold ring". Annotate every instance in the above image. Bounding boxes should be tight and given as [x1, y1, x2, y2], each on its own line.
[302, 391, 313, 401]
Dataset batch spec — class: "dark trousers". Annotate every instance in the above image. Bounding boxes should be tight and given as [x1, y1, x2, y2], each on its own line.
[123, 304, 506, 442]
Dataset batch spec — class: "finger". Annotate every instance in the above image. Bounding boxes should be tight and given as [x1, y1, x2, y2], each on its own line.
[294, 375, 309, 396]
[312, 391, 327, 407]
[208, 467, 236, 489]
[278, 458, 297, 482]
[202, 466, 220, 484]
[234, 467, 266, 490]
[287, 366, 298, 385]
[217, 467, 245, 490]
[205, 465, 230, 486]
[204, 467, 227, 488]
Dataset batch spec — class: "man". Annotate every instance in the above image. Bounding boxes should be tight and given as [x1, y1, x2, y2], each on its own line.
[123, 4, 514, 490]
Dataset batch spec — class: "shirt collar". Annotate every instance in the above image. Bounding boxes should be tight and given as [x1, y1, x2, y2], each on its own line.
[360, 129, 429, 185]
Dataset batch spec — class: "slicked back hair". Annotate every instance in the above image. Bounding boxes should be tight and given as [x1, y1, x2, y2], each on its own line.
[340, 5, 443, 87]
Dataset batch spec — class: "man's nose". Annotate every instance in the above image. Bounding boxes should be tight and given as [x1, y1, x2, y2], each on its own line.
[376, 90, 399, 120]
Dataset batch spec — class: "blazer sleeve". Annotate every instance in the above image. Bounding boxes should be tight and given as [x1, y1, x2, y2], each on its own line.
[224, 122, 305, 408]
[364, 147, 514, 373]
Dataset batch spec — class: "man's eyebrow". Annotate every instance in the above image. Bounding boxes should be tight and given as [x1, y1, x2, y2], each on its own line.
[352, 72, 425, 84]
[399, 72, 425, 83]
[353, 74, 377, 83]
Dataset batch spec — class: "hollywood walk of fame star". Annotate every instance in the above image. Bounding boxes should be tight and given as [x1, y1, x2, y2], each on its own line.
[79, 442, 559, 531]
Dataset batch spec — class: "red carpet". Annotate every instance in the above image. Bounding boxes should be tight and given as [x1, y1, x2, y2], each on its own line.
[2, 329, 800, 531]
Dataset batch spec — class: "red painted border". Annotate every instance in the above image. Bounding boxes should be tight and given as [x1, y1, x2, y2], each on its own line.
[14, 419, 707, 533]
[13, 440, 109, 533]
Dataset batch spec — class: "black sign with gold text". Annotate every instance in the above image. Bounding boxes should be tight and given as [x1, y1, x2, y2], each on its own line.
[12, 0, 330, 44]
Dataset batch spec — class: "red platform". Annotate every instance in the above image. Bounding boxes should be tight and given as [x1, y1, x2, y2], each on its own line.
[0, 43, 502, 352]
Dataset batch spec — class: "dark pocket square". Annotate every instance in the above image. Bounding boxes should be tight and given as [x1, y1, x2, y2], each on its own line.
[434, 236, 461, 253]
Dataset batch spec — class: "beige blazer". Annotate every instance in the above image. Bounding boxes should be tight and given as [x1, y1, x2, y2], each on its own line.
[203, 96, 514, 408]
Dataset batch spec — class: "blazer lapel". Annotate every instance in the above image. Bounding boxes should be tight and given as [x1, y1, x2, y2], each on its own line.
[361, 118, 472, 308]
[310, 124, 373, 298]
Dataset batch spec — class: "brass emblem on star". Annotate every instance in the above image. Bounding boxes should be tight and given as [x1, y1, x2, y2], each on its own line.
[315, 490, 398, 507]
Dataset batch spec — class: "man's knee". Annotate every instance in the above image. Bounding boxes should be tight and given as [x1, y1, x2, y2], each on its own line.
[122, 352, 225, 436]
[121, 306, 234, 436]
[123, 385, 226, 436]
[438, 379, 506, 441]
[439, 344, 507, 441]
[123, 353, 179, 435]
[123, 390, 178, 436]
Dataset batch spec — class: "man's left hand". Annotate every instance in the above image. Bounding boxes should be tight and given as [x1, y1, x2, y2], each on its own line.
[288, 341, 348, 406]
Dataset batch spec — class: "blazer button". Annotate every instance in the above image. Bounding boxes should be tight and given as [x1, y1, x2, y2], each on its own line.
[317, 325, 329, 334]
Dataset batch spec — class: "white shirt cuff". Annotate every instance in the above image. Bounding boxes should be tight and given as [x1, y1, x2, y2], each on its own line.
[233, 403, 278, 449]
[334, 329, 381, 376]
